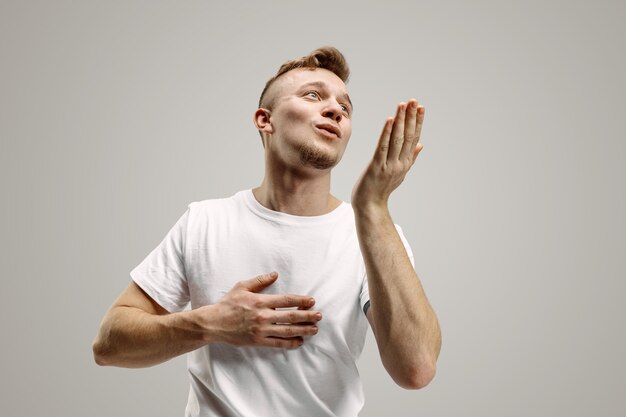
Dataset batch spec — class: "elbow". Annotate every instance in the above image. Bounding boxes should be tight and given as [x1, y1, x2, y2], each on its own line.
[92, 312, 123, 367]
[393, 361, 437, 390]
[92, 338, 113, 367]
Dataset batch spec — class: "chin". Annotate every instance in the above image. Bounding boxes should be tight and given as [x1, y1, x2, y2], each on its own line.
[297, 143, 341, 170]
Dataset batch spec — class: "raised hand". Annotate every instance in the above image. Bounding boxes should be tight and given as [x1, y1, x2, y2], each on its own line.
[210, 272, 322, 349]
[352, 99, 425, 208]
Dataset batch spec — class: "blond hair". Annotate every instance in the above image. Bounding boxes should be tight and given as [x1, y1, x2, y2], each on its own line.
[258, 46, 350, 110]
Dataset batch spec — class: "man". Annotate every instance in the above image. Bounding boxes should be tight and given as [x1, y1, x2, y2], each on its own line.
[92, 46, 441, 417]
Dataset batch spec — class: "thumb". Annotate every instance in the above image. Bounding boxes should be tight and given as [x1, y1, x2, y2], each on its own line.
[241, 271, 279, 292]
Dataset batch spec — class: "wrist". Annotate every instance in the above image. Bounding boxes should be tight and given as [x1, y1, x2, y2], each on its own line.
[173, 305, 220, 345]
[353, 200, 390, 219]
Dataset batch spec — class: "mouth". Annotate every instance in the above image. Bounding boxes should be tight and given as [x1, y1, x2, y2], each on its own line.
[315, 123, 341, 139]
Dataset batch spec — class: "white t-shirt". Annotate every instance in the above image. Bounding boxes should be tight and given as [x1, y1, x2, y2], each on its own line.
[130, 189, 414, 417]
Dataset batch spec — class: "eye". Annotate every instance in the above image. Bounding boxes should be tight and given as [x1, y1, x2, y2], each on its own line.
[305, 91, 320, 99]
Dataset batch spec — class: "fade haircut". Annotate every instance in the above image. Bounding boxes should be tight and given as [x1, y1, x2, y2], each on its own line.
[258, 46, 350, 111]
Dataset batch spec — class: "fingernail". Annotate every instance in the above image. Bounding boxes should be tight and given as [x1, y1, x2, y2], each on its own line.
[315, 313, 322, 320]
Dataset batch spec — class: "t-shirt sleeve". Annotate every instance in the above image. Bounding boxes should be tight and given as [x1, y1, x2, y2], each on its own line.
[130, 205, 192, 313]
[360, 223, 416, 316]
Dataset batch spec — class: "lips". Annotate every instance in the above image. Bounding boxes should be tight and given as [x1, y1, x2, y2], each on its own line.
[315, 123, 341, 138]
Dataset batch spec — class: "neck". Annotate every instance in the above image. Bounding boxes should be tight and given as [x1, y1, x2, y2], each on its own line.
[253, 164, 341, 217]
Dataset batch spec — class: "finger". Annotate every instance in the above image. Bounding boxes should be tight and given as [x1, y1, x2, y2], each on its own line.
[269, 309, 322, 324]
[264, 336, 304, 349]
[414, 105, 425, 146]
[387, 102, 407, 162]
[410, 143, 424, 166]
[374, 117, 394, 164]
[267, 324, 319, 338]
[263, 293, 315, 309]
[400, 99, 419, 160]
[238, 271, 278, 292]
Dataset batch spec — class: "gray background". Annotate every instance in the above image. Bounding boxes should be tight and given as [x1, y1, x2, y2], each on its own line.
[1, 0, 624, 415]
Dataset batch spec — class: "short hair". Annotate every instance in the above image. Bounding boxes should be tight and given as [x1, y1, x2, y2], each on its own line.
[258, 46, 350, 110]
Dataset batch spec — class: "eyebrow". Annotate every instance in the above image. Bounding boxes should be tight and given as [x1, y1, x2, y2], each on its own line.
[299, 81, 354, 112]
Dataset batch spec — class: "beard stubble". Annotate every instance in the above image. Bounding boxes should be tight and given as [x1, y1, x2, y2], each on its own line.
[297, 140, 339, 170]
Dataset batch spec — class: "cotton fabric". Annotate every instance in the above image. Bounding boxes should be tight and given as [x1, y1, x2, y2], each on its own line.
[131, 189, 414, 417]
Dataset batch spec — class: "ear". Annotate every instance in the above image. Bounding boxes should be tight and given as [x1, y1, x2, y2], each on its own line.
[254, 108, 273, 135]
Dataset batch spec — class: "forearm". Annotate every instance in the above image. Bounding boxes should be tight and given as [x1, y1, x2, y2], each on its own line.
[355, 203, 441, 387]
[92, 306, 215, 368]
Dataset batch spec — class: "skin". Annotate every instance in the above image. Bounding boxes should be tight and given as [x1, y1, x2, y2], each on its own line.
[252, 68, 353, 215]
[92, 67, 441, 389]
[352, 100, 441, 389]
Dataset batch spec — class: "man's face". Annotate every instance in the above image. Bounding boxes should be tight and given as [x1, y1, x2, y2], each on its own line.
[263, 68, 353, 170]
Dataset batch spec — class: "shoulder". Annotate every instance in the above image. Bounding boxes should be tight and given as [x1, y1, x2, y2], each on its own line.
[187, 190, 247, 215]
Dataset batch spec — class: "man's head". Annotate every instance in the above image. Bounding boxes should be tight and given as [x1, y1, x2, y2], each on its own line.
[254, 47, 353, 171]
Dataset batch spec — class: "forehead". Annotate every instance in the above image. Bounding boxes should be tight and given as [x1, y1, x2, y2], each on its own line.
[272, 68, 349, 100]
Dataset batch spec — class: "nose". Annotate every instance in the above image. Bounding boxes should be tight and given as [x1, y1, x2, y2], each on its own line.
[322, 101, 343, 123]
